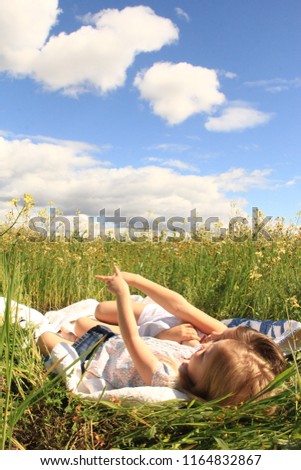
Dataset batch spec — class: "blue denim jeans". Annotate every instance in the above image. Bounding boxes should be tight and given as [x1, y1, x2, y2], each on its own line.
[73, 325, 116, 372]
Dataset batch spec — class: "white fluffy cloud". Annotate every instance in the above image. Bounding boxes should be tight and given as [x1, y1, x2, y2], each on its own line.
[205, 105, 272, 132]
[0, 2, 178, 94]
[33, 6, 179, 95]
[0, 134, 273, 223]
[134, 62, 226, 125]
[0, 0, 60, 74]
[0, 2, 271, 132]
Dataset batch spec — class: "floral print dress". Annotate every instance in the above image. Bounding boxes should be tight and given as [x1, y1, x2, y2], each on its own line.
[79, 335, 197, 393]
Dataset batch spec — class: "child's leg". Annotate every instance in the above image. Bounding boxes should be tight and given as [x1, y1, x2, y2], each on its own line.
[74, 316, 121, 337]
[95, 300, 144, 325]
[37, 318, 119, 358]
[94, 301, 118, 324]
[60, 317, 121, 343]
[74, 317, 102, 337]
[37, 332, 73, 357]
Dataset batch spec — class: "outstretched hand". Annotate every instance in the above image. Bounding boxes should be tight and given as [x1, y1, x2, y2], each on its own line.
[95, 265, 129, 296]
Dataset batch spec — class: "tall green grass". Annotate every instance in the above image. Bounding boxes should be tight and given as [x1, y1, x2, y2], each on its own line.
[1, 233, 301, 320]
[0, 229, 301, 449]
[0, 249, 62, 449]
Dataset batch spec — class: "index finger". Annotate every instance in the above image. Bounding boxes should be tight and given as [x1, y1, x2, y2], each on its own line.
[113, 265, 121, 276]
[95, 275, 115, 281]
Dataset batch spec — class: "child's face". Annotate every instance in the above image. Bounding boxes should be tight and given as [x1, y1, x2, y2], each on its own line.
[187, 341, 225, 386]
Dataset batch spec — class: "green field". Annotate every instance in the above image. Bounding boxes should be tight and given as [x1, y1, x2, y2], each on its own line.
[1, 216, 301, 450]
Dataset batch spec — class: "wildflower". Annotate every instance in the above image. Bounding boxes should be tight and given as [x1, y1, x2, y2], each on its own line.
[38, 208, 48, 218]
[23, 193, 34, 205]
[288, 296, 300, 309]
[23, 193, 35, 214]
[8, 197, 20, 207]
[249, 266, 262, 280]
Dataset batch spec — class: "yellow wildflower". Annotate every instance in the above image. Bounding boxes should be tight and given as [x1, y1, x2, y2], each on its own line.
[8, 197, 20, 207]
[23, 193, 34, 205]
[288, 296, 300, 309]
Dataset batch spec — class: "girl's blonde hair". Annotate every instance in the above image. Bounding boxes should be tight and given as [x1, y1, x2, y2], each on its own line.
[179, 339, 279, 406]
[217, 326, 286, 375]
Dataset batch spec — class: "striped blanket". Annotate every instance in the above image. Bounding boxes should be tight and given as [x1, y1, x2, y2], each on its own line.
[222, 317, 301, 357]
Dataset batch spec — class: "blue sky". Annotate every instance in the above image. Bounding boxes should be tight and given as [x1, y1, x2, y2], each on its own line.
[0, 0, 300, 230]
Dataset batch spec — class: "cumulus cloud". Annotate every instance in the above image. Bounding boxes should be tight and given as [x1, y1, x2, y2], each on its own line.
[134, 62, 226, 125]
[214, 168, 273, 192]
[205, 104, 273, 132]
[0, 0, 60, 74]
[0, 134, 274, 223]
[0, 3, 178, 94]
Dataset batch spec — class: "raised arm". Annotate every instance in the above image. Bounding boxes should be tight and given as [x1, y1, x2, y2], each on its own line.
[119, 272, 227, 335]
[97, 266, 159, 385]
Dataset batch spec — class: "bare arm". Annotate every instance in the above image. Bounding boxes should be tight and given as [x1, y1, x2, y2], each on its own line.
[118, 272, 227, 335]
[95, 300, 203, 345]
[97, 267, 159, 385]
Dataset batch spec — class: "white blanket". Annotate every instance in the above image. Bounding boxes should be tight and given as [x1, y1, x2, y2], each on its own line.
[0, 297, 188, 403]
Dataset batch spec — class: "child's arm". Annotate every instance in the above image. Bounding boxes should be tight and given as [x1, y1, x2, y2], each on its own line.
[117, 271, 226, 335]
[95, 300, 145, 325]
[97, 266, 159, 385]
[95, 300, 202, 344]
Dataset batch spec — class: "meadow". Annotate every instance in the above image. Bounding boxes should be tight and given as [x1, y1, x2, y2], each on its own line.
[0, 201, 301, 450]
